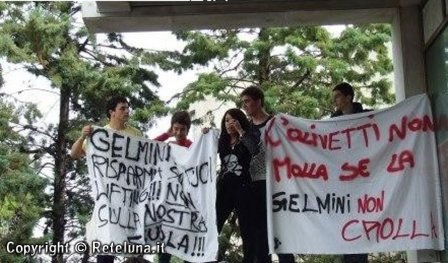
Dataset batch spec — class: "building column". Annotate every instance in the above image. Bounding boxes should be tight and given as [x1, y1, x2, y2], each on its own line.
[391, 5, 427, 101]
[392, 4, 441, 263]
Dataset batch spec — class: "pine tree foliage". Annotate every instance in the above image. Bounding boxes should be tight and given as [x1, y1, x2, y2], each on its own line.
[0, 97, 47, 263]
[148, 26, 394, 119]
[0, 3, 398, 262]
[0, 2, 166, 262]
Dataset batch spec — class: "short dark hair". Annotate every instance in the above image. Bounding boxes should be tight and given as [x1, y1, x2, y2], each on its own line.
[106, 96, 128, 119]
[333, 82, 354, 101]
[171, 111, 191, 130]
[241, 86, 265, 106]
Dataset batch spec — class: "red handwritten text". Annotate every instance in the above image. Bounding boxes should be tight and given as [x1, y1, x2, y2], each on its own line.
[388, 115, 434, 142]
[341, 215, 438, 242]
[265, 117, 380, 151]
[273, 157, 328, 182]
[387, 150, 415, 173]
[357, 191, 384, 213]
[339, 158, 370, 181]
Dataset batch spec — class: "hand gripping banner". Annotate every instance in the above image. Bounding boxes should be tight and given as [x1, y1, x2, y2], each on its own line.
[265, 94, 444, 254]
[85, 128, 219, 262]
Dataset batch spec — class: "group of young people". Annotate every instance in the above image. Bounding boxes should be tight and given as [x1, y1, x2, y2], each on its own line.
[70, 83, 369, 263]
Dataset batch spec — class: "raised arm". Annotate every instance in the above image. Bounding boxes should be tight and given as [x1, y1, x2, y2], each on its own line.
[153, 127, 172, 142]
[70, 125, 93, 160]
[239, 129, 260, 156]
[233, 120, 260, 156]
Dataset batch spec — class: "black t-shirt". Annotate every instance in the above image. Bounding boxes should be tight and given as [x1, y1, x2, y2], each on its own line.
[218, 129, 260, 183]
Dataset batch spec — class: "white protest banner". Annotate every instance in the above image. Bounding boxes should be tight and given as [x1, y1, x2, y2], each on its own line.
[265, 94, 445, 254]
[85, 127, 219, 262]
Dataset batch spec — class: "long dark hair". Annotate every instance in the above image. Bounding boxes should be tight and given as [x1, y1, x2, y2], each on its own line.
[218, 108, 251, 153]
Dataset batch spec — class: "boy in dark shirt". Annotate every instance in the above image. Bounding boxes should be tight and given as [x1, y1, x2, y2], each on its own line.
[331, 82, 370, 263]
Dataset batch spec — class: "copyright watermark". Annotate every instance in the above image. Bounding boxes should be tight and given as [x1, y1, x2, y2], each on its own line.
[6, 241, 165, 256]
[74, 241, 89, 253]
[91, 241, 165, 255]
[6, 241, 70, 256]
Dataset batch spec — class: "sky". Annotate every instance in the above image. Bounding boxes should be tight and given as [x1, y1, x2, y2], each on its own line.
[1, 25, 347, 139]
[1, 32, 199, 262]
[0, 22, 375, 261]
[1, 31, 203, 139]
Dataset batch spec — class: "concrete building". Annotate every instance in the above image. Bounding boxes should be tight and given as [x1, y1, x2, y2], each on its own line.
[82, 1, 448, 262]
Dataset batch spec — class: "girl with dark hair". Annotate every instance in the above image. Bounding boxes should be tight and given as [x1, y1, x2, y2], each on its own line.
[215, 108, 259, 263]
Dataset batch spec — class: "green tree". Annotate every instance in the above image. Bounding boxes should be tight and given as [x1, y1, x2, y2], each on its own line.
[0, 2, 167, 262]
[0, 96, 47, 263]
[147, 26, 394, 120]
[370, 252, 404, 263]
[144, 25, 395, 261]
